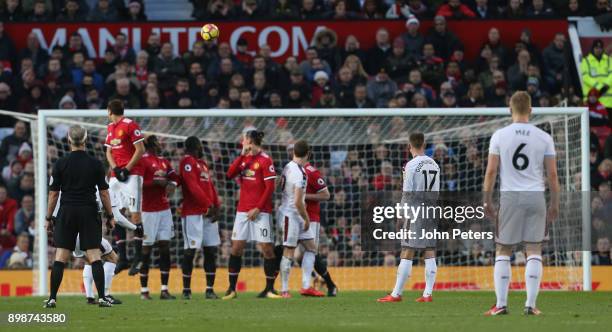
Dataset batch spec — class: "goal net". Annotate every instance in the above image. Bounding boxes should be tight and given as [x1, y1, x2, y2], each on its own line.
[29, 108, 591, 295]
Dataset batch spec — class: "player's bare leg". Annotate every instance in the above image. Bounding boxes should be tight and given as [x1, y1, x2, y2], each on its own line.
[222, 240, 245, 300]
[298, 239, 324, 297]
[129, 212, 143, 276]
[485, 244, 513, 315]
[524, 243, 543, 315]
[378, 248, 414, 303]
[416, 249, 436, 302]
[203, 246, 219, 299]
[258, 242, 281, 299]
[157, 241, 175, 300]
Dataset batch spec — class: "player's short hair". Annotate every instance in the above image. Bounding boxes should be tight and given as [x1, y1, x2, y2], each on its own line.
[293, 140, 310, 158]
[509, 91, 531, 115]
[107, 99, 124, 115]
[409, 132, 425, 149]
[246, 130, 265, 146]
[68, 125, 87, 147]
[184, 136, 202, 152]
[144, 135, 159, 150]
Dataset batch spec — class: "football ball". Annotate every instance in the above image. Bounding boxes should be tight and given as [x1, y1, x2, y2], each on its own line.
[201, 23, 220, 41]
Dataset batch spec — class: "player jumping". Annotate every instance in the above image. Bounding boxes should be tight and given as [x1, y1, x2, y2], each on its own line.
[139, 135, 178, 300]
[378, 132, 440, 303]
[278, 140, 323, 298]
[224, 130, 279, 299]
[180, 136, 222, 300]
[483, 91, 559, 316]
[105, 100, 146, 276]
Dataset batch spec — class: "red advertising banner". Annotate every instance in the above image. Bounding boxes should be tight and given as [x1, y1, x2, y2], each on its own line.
[3, 20, 567, 63]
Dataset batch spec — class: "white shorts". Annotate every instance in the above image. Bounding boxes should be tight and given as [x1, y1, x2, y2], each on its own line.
[109, 175, 143, 213]
[73, 235, 113, 258]
[281, 212, 315, 248]
[231, 212, 273, 243]
[182, 215, 221, 249]
[142, 209, 174, 246]
[496, 192, 547, 245]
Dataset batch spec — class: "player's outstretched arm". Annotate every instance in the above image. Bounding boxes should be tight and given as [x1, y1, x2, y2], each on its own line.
[125, 141, 145, 171]
[483, 154, 500, 218]
[544, 156, 560, 223]
[295, 187, 310, 231]
[305, 187, 330, 202]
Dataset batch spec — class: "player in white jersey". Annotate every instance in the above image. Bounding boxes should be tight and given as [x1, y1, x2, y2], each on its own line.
[378, 132, 440, 303]
[483, 91, 559, 316]
[278, 140, 323, 298]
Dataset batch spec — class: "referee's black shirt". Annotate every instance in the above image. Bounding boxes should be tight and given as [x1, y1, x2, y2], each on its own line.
[49, 150, 109, 206]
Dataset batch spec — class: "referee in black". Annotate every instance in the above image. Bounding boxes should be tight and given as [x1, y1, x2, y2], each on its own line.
[44, 125, 116, 308]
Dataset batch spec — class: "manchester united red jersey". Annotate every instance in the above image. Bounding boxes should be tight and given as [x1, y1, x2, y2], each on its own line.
[105, 117, 145, 176]
[180, 154, 219, 217]
[141, 153, 178, 212]
[304, 162, 327, 222]
[227, 151, 276, 213]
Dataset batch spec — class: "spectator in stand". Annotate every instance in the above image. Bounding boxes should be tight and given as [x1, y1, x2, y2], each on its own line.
[385, 0, 411, 19]
[13, 194, 33, 236]
[419, 42, 445, 89]
[2, 159, 22, 184]
[1, 0, 25, 22]
[113, 32, 136, 64]
[109, 77, 140, 108]
[405, 68, 435, 103]
[591, 0, 611, 16]
[126, 0, 147, 21]
[385, 37, 414, 84]
[154, 42, 185, 91]
[325, 0, 360, 19]
[340, 35, 366, 66]
[367, 68, 397, 108]
[0, 82, 17, 113]
[580, 40, 612, 110]
[482, 28, 510, 69]
[314, 29, 341, 73]
[317, 85, 338, 108]
[0, 185, 17, 250]
[472, 0, 497, 18]
[460, 82, 486, 107]
[271, 0, 299, 19]
[426, 15, 462, 60]
[0, 121, 28, 167]
[56, 0, 80, 21]
[561, 0, 586, 16]
[0, 22, 17, 69]
[335, 66, 356, 107]
[592, 237, 611, 265]
[348, 83, 374, 108]
[88, 0, 119, 21]
[312, 70, 329, 106]
[8, 171, 34, 203]
[342, 55, 369, 84]
[407, 0, 428, 18]
[19, 33, 49, 75]
[0, 232, 32, 269]
[365, 28, 391, 76]
[372, 161, 393, 190]
[361, 0, 384, 19]
[17, 80, 49, 113]
[436, 0, 476, 19]
[504, 0, 524, 18]
[401, 15, 424, 60]
[507, 49, 531, 91]
[542, 33, 566, 94]
[236, 0, 265, 19]
[29, 0, 53, 21]
[526, 0, 554, 17]
[299, 0, 323, 19]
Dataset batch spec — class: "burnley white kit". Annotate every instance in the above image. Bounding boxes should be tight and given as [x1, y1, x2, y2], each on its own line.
[489, 122, 556, 244]
[402, 155, 440, 248]
[280, 161, 313, 247]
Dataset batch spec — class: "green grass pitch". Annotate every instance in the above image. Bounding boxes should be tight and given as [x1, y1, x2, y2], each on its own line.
[1, 291, 610, 331]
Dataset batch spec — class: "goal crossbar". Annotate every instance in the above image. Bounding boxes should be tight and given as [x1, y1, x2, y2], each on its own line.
[34, 107, 592, 295]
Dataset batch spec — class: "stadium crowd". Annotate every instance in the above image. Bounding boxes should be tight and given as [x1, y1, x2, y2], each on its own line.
[0, 0, 610, 269]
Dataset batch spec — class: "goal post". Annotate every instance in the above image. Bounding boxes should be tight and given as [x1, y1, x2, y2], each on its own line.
[33, 107, 591, 295]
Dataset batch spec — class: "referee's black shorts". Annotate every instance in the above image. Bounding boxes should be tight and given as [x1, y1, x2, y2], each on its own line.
[54, 205, 101, 251]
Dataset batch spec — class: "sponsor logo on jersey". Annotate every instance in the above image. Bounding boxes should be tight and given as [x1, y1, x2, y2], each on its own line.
[245, 169, 255, 177]
[110, 138, 121, 146]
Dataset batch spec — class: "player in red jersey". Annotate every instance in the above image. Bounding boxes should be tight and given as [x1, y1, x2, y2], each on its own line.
[303, 160, 338, 296]
[223, 130, 280, 300]
[180, 136, 221, 300]
[138, 135, 178, 300]
[104, 100, 145, 275]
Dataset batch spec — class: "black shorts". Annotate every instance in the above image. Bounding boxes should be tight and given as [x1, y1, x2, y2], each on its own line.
[54, 205, 102, 251]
